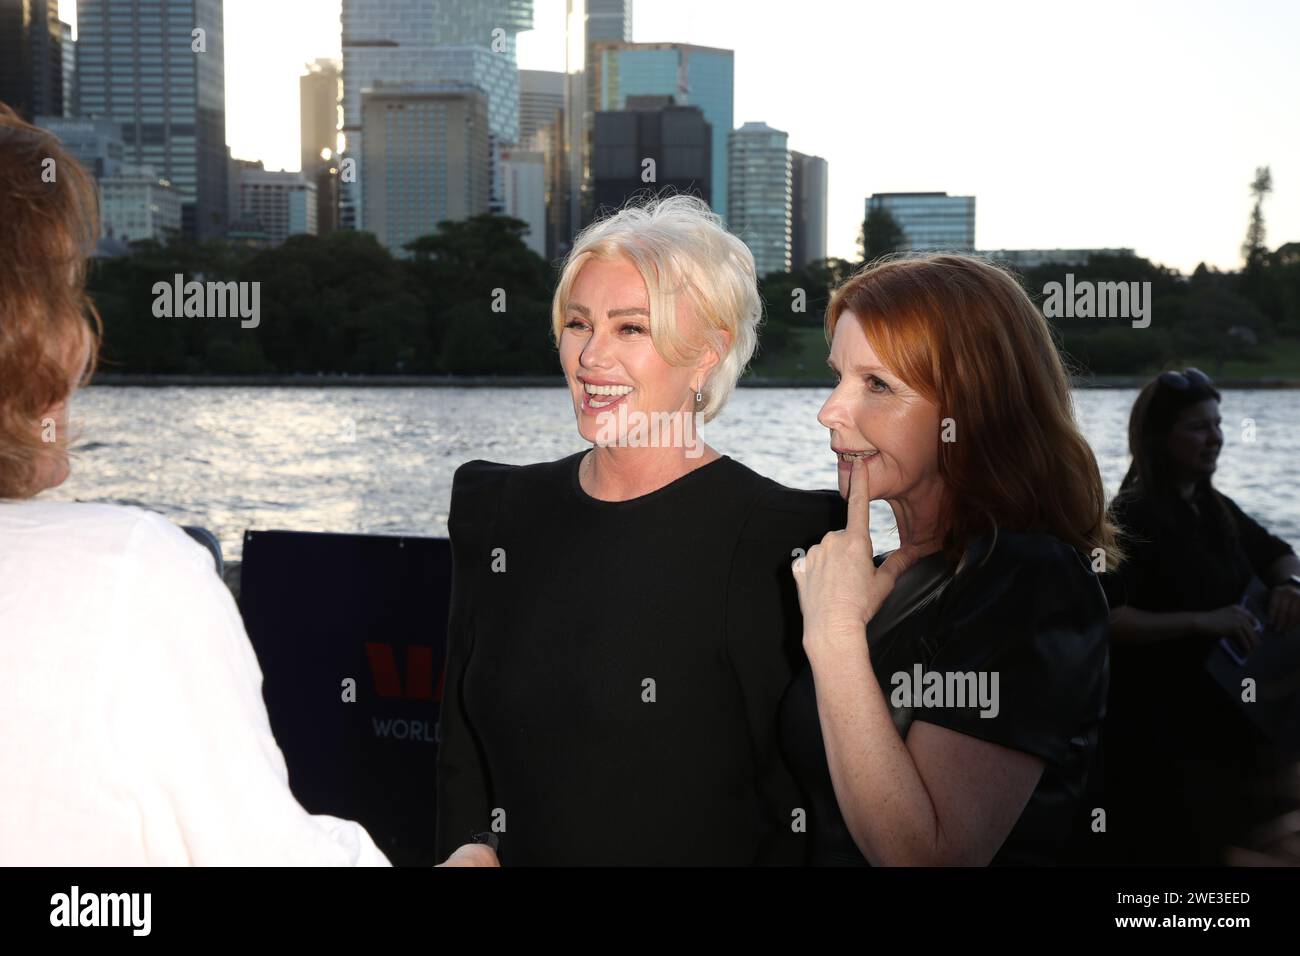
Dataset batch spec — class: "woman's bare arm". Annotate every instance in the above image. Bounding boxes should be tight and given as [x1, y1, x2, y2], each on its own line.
[809, 625, 1044, 866]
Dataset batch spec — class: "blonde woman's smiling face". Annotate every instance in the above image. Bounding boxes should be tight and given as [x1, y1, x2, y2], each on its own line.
[818, 311, 944, 503]
[559, 256, 707, 444]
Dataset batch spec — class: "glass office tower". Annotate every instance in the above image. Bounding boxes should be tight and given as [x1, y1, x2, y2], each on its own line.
[866, 192, 976, 252]
[0, 0, 65, 120]
[728, 121, 791, 278]
[589, 42, 734, 223]
[76, 0, 228, 239]
[341, 0, 532, 229]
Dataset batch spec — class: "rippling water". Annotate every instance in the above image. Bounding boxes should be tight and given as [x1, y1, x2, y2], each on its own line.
[45, 386, 1300, 562]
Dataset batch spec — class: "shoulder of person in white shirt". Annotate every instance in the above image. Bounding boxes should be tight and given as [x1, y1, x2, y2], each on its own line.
[0, 498, 392, 866]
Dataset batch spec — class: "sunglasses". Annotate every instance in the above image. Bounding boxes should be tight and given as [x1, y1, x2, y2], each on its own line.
[1157, 367, 1213, 390]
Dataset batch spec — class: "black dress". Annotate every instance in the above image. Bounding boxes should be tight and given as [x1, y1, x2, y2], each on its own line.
[434, 450, 846, 865]
[778, 531, 1110, 865]
[1097, 486, 1296, 863]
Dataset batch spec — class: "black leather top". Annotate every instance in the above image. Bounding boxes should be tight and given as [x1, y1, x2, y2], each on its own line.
[778, 530, 1110, 865]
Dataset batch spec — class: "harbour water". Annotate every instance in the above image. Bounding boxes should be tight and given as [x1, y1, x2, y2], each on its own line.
[47, 386, 1300, 562]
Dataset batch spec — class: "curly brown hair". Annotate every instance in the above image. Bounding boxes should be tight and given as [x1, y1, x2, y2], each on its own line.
[0, 102, 102, 499]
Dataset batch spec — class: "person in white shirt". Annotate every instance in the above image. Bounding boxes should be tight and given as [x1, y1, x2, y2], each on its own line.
[0, 103, 496, 867]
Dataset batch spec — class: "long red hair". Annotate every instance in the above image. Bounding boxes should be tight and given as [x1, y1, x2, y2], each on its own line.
[0, 102, 102, 498]
[826, 254, 1121, 569]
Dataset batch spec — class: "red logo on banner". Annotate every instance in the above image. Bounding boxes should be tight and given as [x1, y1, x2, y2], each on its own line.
[364, 643, 445, 702]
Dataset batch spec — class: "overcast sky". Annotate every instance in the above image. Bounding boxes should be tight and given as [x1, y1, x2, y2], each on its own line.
[62, 0, 1300, 272]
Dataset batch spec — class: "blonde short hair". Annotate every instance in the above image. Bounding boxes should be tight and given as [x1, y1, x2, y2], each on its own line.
[550, 194, 761, 423]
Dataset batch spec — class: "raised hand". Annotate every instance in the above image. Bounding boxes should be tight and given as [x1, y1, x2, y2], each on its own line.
[792, 457, 921, 661]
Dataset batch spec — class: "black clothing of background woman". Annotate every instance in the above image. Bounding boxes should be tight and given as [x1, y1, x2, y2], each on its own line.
[1098, 368, 1300, 864]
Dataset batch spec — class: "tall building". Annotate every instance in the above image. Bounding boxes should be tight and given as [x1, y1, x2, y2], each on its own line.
[35, 114, 124, 178]
[0, 0, 64, 120]
[588, 41, 734, 225]
[59, 17, 73, 115]
[728, 121, 791, 279]
[585, 0, 631, 45]
[76, 0, 228, 240]
[519, 68, 563, 147]
[340, 0, 532, 230]
[100, 164, 183, 242]
[592, 96, 710, 215]
[519, 69, 564, 259]
[300, 58, 339, 174]
[790, 150, 827, 269]
[562, 0, 633, 246]
[866, 192, 975, 252]
[501, 148, 546, 257]
[360, 84, 490, 257]
[300, 58, 340, 235]
[237, 167, 318, 246]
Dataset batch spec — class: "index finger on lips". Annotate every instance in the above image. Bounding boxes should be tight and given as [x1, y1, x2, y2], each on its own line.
[847, 456, 873, 555]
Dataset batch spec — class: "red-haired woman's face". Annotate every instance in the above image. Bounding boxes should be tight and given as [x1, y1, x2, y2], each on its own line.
[1165, 398, 1222, 480]
[818, 312, 943, 503]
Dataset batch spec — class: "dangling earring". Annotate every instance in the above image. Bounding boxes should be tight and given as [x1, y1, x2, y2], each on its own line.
[694, 384, 703, 403]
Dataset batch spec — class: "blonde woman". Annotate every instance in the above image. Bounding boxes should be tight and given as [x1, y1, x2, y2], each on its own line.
[436, 195, 845, 865]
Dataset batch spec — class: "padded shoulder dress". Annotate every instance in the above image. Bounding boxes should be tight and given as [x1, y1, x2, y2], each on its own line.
[435, 450, 846, 865]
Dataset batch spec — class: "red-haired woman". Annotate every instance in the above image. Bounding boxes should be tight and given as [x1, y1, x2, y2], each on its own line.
[0, 103, 433, 865]
[783, 254, 1120, 865]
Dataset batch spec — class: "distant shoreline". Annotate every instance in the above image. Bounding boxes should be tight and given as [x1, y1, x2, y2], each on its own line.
[87, 373, 1300, 389]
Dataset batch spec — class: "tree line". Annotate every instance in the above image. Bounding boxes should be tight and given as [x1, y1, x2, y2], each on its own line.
[87, 206, 1300, 378]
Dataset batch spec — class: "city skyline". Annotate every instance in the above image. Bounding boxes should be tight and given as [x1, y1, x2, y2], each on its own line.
[59, 0, 1300, 273]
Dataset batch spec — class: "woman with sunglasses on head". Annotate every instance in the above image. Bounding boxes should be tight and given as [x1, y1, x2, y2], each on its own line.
[1098, 368, 1299, 864]
[780, 254, 1119, 866]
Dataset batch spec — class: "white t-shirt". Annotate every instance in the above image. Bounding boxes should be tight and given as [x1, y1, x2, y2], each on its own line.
[0, 499, 390, 865]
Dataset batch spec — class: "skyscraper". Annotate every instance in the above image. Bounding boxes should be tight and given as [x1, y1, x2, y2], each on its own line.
[587, 42, 734, 224]
[728, 121, 791, 279]
[300, 58, 339, 174]
[0, 0, 64, 120]
[300, 58, 340, 235]
[501, 147, 546, 257]
[76, 0, 228, 240]
[585, 0, 632, 46]
[561, 0, 632, 247]
[519, 69, 564, 260]
[866, 192, 976, 252]
[592, 96, 711, 215]
[340, 0, 532, 229]
[360, 84, 490, 257]
[790, 151, 828, 269]
[519, 68, 563, 147]
[59, 17, 73, 115]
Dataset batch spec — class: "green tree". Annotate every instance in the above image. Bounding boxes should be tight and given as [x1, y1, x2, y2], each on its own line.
[857, 206, 906, 263]
[404, 215, 554, 372]
[1241, 166, 1272, 266]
